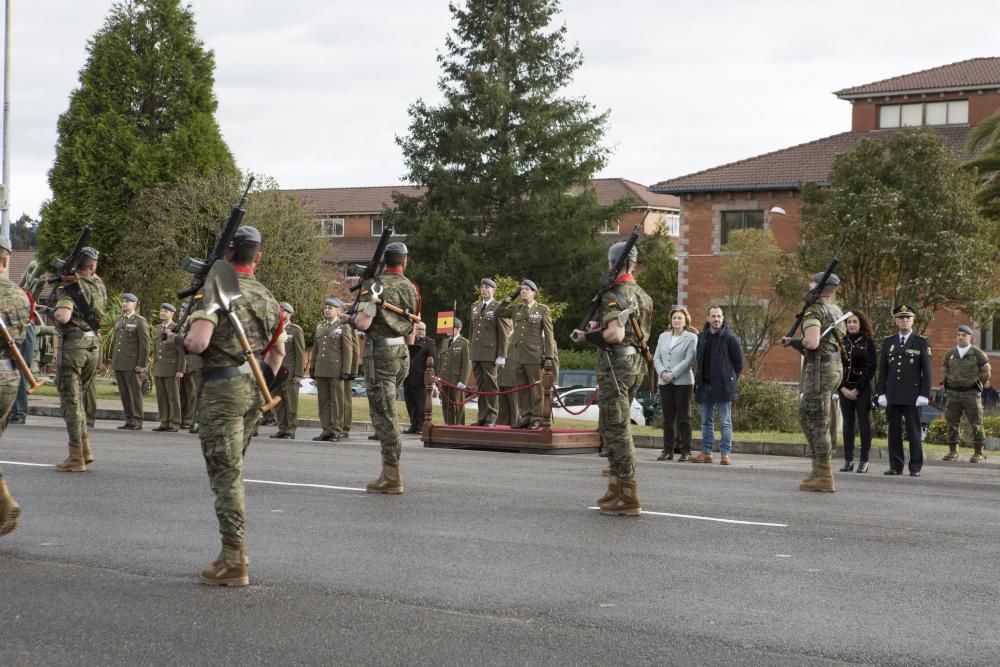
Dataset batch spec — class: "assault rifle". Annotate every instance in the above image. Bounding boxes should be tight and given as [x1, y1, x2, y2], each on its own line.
[172, 176, 255, 336]
[346, 223, 393, 316]
[47, 222, 101, 333]
[577, 224, 641, 330]
[785, 252, 839, 340]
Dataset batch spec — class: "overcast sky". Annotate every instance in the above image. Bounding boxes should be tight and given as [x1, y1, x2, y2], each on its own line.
[7, 0, 1000, 220]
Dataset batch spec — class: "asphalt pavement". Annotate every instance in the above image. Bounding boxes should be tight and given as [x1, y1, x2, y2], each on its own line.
[2, 416, 999, 666]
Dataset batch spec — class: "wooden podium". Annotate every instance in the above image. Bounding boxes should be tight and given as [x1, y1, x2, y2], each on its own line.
[420, 358, 601, 454]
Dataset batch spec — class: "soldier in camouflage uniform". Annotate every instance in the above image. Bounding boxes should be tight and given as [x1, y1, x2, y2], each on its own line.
[782, 272, 845, 492]
[52, 247, 106, 472]
[941, 324, 992, 463]
[85, 268, 109, 428]
[174, 226, 283, 587]
[571, 242, 653, 516]
[343, 242, 419, 494]
[0, 237, 31, 535]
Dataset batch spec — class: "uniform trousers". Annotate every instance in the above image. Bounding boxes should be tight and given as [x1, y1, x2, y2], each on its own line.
[886, 403, 923, 474]
[472, 360, 499, 423]
[314, 376, 339, 438]
[154, 375, 181, 429]
[116, 370, 144, 427]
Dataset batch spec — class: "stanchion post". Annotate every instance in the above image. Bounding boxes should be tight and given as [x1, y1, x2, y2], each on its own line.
[541, 358, 554, 430]
[423, 355, 435, 437]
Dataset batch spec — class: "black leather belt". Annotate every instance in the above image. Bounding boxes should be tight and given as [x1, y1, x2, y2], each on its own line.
[373, 336, 406, 349]
[610, 345, 638, 359]
[202, 362, 251, 383]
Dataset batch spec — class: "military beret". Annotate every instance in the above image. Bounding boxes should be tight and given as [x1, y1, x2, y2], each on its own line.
[81, 246, 99, 260]
[232, 226, 262, 245]
[0, 236, 11, 252]
[453, 318, 463, 330]
[122, 293, 138, 303]
[811, 272, 840, 286]
[892, 304, 916, 317]
[521, 279, 538, 292]
[324, 297, 344, 308]
[160, 303, 176, 313]
[480, 278, 497, 288]
[385, 241, 408, 255]
[280, 302, 294, 314]
[957, 324, 974, 335]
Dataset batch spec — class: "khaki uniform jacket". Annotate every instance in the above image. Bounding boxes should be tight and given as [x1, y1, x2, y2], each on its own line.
[310, 320, 358, 379]
[282, 322, 306, 377]
[111, 314, 150, 371]
[152, 323, 186, 377]
[495, 300, 555, 366]
[469, 299, 508, 362]
[439, 335, 471, 384]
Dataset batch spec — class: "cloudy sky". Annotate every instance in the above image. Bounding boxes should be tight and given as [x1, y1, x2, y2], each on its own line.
[7, 0, 1000, 220]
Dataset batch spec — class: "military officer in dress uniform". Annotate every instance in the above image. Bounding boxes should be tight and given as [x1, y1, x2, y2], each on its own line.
[941, 324, 992, 463]
[336, 318, 361, 440]
[152, 303, 185, 432]
[111, 292, 149, 430]
[310, 298, 357, 442]
[469, 278, 508, 426]
[439, 318, 471, 425]
[495, 279, 555, 429]
[178, 304, 202, 431]
[877, 304, 932, 476]
[272, 302, 305, 439]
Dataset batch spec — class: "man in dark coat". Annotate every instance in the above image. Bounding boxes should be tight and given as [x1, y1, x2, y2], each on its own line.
[403, 321, 436, 434]
[691, 306, 744, 464]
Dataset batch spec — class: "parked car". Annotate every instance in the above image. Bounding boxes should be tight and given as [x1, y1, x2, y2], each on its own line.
[299, 378, 317, 395]
[299, 377, 367, 398]
[551, 387, 645, 426]
[558, 369, 597, 390]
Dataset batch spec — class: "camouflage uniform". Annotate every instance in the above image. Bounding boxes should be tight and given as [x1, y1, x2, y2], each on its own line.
[85, 275, 109, 427]
[55, 276, 106, 449]
[0, 273, 31, 532]
[192, 271, 280, 545]
[942, 344, 990, 452]
[798, 300, 845, 467]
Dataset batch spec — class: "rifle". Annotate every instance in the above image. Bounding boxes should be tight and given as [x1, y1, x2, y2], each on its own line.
[626, 305, 657, 394]
[785, 251, 839, 340]
[577, 224, 641, 331]
[0, 316, 43, 394]
[346, 223, 393, 316]
[172, 176, 255, 336]
[47, 223, 102, 333]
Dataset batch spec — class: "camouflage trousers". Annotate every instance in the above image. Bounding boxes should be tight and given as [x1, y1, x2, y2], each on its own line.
[798, 356, 843, 464]
[58, 341, 99, 444]
[945, 390, 985, 447]
[198, 373, 261, 545]
[597, 352, 644, 482]
[364, 345, 408, 464]
[0, 370, 21, 480]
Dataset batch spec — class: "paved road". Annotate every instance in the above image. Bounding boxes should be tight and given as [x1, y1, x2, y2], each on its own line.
[2, 417, 999, 666]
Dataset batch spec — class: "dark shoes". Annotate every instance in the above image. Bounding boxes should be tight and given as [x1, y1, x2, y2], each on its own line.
[909, 471, 921, 477]
[840, 461, 854, 472]
[512, 418, 531, 429]
[152, 427, 168, 432]
[856, 462, 869, 473]
[367, 434, 378, 440]
[678, 454, 691, 462]
[884, 469, 902, 476]
[271, 432, 294, 439]
[122, 425, 142, 431]
[656, 452, 673, 461]
[312, 433, 337, 442]
[8, 416, 25, 424]
[402, 426, 420, 434]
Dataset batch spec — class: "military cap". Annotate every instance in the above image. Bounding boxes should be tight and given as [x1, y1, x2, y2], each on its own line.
[81, 246, 99, 260]
[324, 297, 344, 308]
[811, 272, 840, 286]
[957, 324, 974, 335]
[0, 236, 11, 252]
[521, 279, 538, 292]
[232, 225, 262, 245]
[160, 303, 176, 313]
[480, 278, 497, 288]
[453, 318, 463, 330]
[608, 241, 638, 264]
[385, 241, 408, 255]
[122, 293, 139, 303]
[892, 304, 916, 318]
[280, 302, 294, 314]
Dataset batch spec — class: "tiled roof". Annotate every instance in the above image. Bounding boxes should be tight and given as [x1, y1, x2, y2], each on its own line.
[650, 126, 973, 194]
[580, 179, 680, 209]
[10, 250, 36, 285]
[835, 57, 1000, 98]
[330, 235, 409, 265]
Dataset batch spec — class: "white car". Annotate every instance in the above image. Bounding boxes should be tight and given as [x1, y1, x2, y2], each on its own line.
[551, 387, 645, 426]
[298, 378, 317, 395]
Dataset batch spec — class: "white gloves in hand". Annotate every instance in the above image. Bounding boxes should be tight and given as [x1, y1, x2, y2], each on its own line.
[915, 395, 929, 407]
[877, 395, 888, 407]
[457, 382, 466, 389]
[495, 356, 505, 367]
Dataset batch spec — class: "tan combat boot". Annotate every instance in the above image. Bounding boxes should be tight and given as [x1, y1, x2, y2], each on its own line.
[55, 442, 87, 472]
[366, 462, 404, 494]
[212, 542, 249, 569]
[600, 480, 641, 516]
[800, 462, 836, 492]
[942, 444, 960, 462]
[799, 459, 817, 487]
[0, 479, 21, 536]
[201, 541, 249, 587]
[970, 445, 986, 463]
[597, 474, 620, 507]
[81, 432, 94, 464]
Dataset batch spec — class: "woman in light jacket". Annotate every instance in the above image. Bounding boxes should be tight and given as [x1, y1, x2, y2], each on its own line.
[653, 306, 698, 461]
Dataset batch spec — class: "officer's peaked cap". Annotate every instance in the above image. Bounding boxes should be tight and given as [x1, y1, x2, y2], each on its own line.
[892, 304, 916, 317]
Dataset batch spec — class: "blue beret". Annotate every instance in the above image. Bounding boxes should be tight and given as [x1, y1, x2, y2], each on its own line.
[160, 303, 176, 312]
[481, 278, 497, 288]
[122, 293, 138, 303]
[521, 279, 538, 292]
[957, 324, 974, 335]
[454, 318, 463, 330]
[324, 298, 344, 308]
[280, 302, 294, 314]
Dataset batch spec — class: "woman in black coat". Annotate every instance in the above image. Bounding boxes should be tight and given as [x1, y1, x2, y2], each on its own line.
[839, 310, 877, 473]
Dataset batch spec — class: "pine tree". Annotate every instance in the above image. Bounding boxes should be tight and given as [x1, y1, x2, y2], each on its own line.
[396, 0, 625, 340]
[38, 0, 235, 283]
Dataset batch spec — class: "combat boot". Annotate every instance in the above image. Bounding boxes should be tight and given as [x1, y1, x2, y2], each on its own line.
[212, 542, 249, 568]
[800, 459, 817, 487]
[200, 540, 249, 587]
[55, 443, 87, 472]
[366, 462, 404, 494]
[0, 479, 21, 536]
[600, 480, 641, 516]
[81, 432, 94, 464]
[970, 445, 986, 463]
[942, 444, 960, 462]
[597, 474, 620, 507]
[800, 462, 836, 492]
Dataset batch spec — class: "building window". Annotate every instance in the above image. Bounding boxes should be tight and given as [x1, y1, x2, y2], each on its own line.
[878, 100, 969, 129]
[720, 210, 764, 245]
[371, 218, 384, 236]
[664, 214, 680, 236]
[599, 218, 619, 234]
[317, 218, 344, 237]
[980, 316, 1000, 353]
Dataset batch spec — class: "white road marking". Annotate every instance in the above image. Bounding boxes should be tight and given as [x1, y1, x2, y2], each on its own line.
[0, 460, 54, 468]
[589, 506, 787, 527]
[245, 478, 365, 492]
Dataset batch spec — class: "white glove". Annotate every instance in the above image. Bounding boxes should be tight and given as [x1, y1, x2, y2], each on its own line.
[495, 356, 505, 367]
[457, 382, 466, 389]
[877, 395, 888, 407]
[916, 395, 929, 407]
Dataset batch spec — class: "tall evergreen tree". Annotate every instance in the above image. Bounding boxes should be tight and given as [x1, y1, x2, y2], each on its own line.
[38, 0, 235, 283]
[396, 0, 625, 341]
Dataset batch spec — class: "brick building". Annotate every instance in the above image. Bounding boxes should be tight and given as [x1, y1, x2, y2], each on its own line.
[651, 57, 1000, 382]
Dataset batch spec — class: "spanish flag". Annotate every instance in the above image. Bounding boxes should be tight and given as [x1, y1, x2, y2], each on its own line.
[436, 311, 455, 335]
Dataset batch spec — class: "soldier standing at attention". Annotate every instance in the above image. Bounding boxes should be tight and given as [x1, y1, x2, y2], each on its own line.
[439, 318, 471, 425]
[781, 273, 845, 492]
[941, 324, 992, 463]
[310, 298, 352, 442]
[343, 242, 418, 494]
[335, 316, 360, 440]
[877, 305, 932, 477]
[51, 247, 106, 472]
[152, 303, 185, 432]
[272, 302, 305, 439]
[469, 278, 507, 427]
[571, 242, 653, 515]
[0, 237, 31, 535]
[178, 304, 202, 431]
[111, 292, 149, 430]
[495, 280, 555, 429]
[174, 225, 283, 587]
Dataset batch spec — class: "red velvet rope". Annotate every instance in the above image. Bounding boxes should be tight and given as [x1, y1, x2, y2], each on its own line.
[434, 377, 540, 406]
[550, 386, 599, 416]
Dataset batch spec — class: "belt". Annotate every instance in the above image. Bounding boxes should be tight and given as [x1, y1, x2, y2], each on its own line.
[947, 385, 979, 393]
[610, 345, 638, 359]
[373, 336, 406, 349]
[0, 359, 13, 371]
[202, 362, 251, 383]
[63, 330, 96, 341]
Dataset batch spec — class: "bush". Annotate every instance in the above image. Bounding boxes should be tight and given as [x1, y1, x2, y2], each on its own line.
[558, 347, 597, 370]
[925, 415, 1000, 444]
[731, 376, 800, 432]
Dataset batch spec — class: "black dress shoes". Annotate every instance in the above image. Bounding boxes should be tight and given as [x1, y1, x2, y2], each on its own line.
[656, 452, 673, 461]
[368, 434, 378, 440]
[165, 427, 179, 432]
[678, 454, 691, 462]
[402, 426, 419, 434]
[840, 461, 854, 472]
[312, 433, 332, 442]
[152, 426, 168, 432]
[909, 471, 921, 477]
[512, 418, 531, 429]
[884, 469, 902, 475]
[123, 425, 142, 431]
[856, 462, 869, 473]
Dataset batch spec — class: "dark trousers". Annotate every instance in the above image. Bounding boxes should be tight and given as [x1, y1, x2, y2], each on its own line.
[13, 324, 36, 420]
[660, 383, 692, 455]
[404, 382, 425, 429]
[886, 403, 923, 473]
[839, 387, 872, 463]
